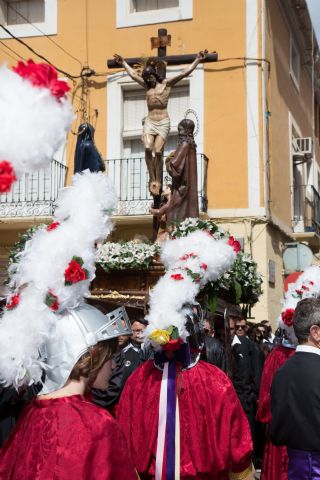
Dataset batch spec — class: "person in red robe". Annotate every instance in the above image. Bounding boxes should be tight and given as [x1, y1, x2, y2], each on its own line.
[118, 358, 253, 480]
[0, 304, 138, 480]
[256, 344, 295, 480]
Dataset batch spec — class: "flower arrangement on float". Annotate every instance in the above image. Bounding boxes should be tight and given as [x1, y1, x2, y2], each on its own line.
[93, 217, 263, 309]
[96, 241, 160, 272]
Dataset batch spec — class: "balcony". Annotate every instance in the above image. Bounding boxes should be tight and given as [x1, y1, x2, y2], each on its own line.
[106, 153, 208, 216]
[291, 184, 320, 238]
[0, 160, 67, 218]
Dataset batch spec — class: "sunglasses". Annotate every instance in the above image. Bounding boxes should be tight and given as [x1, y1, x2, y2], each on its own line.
[236, 325, 247, 330]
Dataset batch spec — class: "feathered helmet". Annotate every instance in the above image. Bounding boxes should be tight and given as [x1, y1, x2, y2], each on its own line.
[0, 170, 131, 392]
[279, 265, 320, 346]
[0, 59, 73, 193]
[145, 229, 238, 366]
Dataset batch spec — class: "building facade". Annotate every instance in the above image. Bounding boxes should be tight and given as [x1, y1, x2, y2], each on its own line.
[0, 0, 319, 325]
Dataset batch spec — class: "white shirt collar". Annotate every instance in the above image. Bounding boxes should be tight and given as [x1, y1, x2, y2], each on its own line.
[231, 335, 241, 347]
[296, 345, 320, 356]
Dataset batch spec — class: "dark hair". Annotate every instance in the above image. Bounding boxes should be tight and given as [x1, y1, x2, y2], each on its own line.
[69, 338, 118, 382]
[293, 298, 320, 343]
[142, 65, 162, 84]
[131, 316, 148, 327]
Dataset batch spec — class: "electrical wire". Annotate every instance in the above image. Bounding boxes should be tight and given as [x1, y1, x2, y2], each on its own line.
[6, 2, 82, 66]
[0, 24, 82, 80]
[0, 43, 19, 62]
[0, 39, 26, 61]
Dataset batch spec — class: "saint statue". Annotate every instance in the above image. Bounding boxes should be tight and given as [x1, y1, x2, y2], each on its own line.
[113, 51, 207, 196]
[150, 118, 199, 224]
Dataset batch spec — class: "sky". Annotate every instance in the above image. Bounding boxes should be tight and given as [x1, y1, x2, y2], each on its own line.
[306, 0, 320, 45]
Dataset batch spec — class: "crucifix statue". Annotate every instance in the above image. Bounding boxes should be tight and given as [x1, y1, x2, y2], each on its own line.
[108, 29, 217, 239]
[109, 29, 217, 198]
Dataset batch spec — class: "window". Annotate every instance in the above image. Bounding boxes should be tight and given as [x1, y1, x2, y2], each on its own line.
[130, 0, 179, 12]
[4, 0, 44, 25]
[116, 0, 192, 28]
[0, 0, 57, 38]
[290, 36, 300, 90]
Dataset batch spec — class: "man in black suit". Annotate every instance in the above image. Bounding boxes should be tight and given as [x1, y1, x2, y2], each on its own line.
[271, 297, 320, 478]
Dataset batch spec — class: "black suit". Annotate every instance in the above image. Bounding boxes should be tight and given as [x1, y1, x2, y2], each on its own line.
[271, 350, 320, 451]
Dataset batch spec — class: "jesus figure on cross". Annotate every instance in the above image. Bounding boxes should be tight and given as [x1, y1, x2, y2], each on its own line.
[113, 50, 207, 196]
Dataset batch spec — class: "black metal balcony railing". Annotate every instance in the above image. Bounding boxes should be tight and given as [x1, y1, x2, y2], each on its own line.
[0, 160, 67, 218]
[106, 153, 208, 216]
[291, 184, 320, 236]
[0, 155, 208, 219]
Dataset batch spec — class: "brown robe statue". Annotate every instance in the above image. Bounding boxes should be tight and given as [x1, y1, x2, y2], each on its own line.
[151, 119, 199, 224]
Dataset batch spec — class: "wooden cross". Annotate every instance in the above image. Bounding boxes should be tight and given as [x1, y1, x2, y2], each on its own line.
[107, 28, 218, 70]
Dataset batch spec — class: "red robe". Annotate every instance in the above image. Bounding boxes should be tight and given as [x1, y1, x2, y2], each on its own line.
[256, 345, 295, 480]
[117, 360, 252, 479]
[0, 394, 137, 480]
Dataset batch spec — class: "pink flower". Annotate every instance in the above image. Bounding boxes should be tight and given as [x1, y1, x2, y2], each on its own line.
[201, 263, 208, 270]
[0, 160, 17, 193]
[13, 59, 70, 100]
[227, 236, 241, 253]
[295, 289, 303, 295]
[281, 308, 295, 327]
[47, 221, 60, 232]
[170, 273, 184, 281]
[301, 285, 309, 291]
[309, 281, 315, 286]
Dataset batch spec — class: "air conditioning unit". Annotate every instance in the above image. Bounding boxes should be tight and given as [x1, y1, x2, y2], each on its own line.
[292, 137, 313, 163]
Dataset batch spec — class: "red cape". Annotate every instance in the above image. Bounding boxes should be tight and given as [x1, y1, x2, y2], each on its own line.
[117, 360, 252, 479]
[257, 345, 295, 480]
[0, 394, 137, 480]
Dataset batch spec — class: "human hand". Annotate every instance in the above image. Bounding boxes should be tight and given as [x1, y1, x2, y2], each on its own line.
[113, 54, 124, 65]
[197, 50, 208, 60]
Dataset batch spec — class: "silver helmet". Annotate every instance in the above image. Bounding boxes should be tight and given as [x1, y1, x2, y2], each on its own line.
[40, 304, 132, 394]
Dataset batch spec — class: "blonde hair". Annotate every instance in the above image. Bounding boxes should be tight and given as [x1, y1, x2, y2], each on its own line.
[69, 337, 118, 383]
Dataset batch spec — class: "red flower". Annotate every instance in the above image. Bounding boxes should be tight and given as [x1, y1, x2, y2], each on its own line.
[309, 281, 315, 286]
[6, 293, 20, 310]
[0, 161, 17, 193]
[201, 263, 208, 270]
[45, 290, 59, 311]
[227, 236, 241, 253]
[301, 285, 309, 291]
[295, 289, 303, 295]
[64, 257, 88, 285]
[281, 308, 295, 327]
[47, 221, 60, 232]
[13, 60, 70, 101]
[170, 273, 184, 281]
[162, 338, 184, 351]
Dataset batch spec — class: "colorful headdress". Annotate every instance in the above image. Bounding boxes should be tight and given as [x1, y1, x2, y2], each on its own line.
[0, 170, 117, 389]
[0, 59, 73, 193]
[279, 265, 320, 345]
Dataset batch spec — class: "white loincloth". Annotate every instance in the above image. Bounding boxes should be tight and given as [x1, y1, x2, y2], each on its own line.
[143, 116, 170, 141]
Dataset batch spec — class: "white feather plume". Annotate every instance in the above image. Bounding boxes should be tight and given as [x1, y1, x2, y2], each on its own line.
[278, 265, 320, 344]
[145, 230, 236, 346]
[0, 63, 73, 178]
[0, 171, 117, 387]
